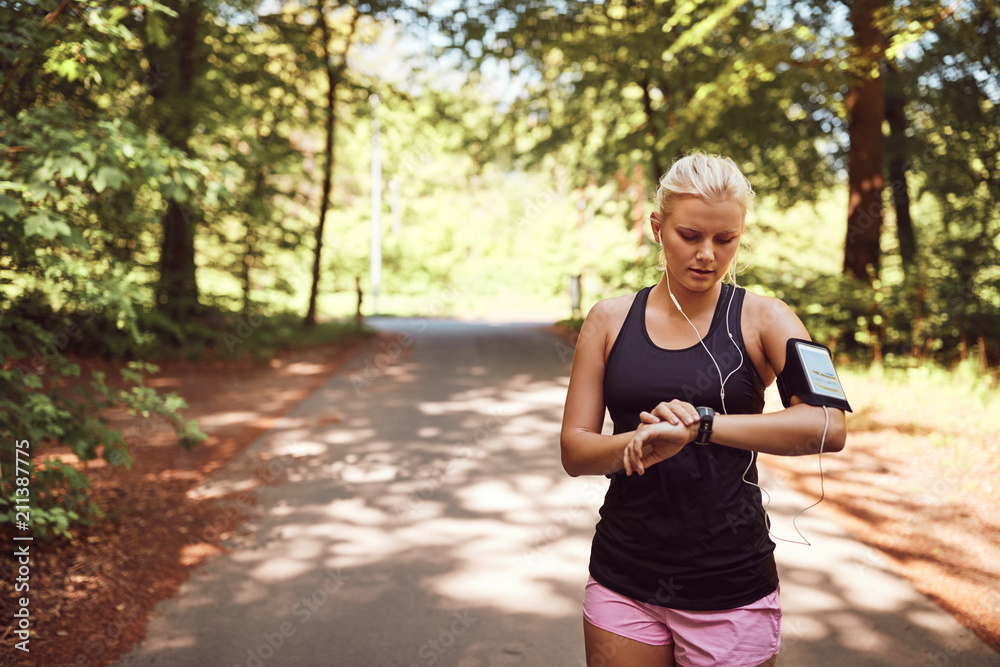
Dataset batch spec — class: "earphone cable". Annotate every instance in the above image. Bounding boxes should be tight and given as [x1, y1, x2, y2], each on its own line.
[664, 261, 824, 545]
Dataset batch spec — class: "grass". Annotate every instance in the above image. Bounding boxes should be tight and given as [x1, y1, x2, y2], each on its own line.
[842, 360, 999, 435]
[81, 311, 377, 364]
[200, 314, 375, 363]
[840, 360, 1000, 489]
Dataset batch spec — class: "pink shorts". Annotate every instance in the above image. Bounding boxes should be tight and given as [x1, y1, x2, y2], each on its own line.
[583, 577, 781, 667]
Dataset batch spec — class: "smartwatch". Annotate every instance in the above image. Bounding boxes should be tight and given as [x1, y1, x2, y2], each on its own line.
[695, 406, 714, 446]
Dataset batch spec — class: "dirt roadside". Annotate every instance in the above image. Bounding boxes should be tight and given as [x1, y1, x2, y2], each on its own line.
[0, 333, 373, 667]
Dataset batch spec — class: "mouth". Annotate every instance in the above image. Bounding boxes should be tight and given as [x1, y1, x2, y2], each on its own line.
[689, 268, 714, 278]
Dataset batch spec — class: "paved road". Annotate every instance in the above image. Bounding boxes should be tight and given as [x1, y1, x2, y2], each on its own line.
[114, 318, 998, 667]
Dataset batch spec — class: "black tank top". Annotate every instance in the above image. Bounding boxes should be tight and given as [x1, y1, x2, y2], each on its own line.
[589, 283, 778, 610]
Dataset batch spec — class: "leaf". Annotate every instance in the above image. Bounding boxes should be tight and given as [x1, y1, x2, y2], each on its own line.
[0, 181, 27, 194]
[92, 166, 128, 193]
[23, 211, 71, 240]
[53, 156, 88, 181]
[25, 181, 60, 202]
[71, 143, 98, 169]
[145, 11, 170, 48]
[106, 6, 130, 25]
[0, 194, 20, 218]
[120, 368, 144, 384]
[55, 59, 83, 82]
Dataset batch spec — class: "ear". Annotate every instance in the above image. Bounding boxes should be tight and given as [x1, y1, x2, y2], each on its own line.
[650, 211, 663, 243]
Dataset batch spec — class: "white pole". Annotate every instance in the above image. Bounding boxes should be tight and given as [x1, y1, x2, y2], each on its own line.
[370, 94, 382, 315]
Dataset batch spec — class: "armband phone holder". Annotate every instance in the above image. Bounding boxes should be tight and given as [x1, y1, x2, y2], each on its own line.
[776, 338, 852, 412]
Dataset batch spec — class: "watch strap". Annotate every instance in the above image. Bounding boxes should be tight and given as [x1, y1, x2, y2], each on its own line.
[695, 406, 714, 445]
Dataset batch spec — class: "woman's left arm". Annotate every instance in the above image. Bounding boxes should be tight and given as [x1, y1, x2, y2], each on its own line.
[644, 295, 847, 457]
[713, 295, 846, 455]
[710, 399, 845, 456]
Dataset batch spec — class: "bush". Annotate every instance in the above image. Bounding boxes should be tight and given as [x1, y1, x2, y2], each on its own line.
[0, 293, 206, 540]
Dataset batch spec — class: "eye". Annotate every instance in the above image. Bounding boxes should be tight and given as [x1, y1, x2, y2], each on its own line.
[716, 237, 737, 245]
[680, 233, 698, 242]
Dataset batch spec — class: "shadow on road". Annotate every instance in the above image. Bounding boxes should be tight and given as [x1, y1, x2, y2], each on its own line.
[114, 319, 998, 667]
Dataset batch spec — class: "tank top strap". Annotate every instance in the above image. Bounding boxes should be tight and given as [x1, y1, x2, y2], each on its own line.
[724, 284, 748, 347]
[704, 282, 732, 343]
[705, 283, 751, 346]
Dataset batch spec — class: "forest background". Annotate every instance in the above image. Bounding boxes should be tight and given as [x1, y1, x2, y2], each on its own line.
[1, 0, 997, 544]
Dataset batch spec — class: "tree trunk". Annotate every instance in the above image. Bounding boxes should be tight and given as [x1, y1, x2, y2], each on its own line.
[157, 201, 198, 315]
[884, 59, 923, 356]
[884, 60, 916, 265]
[241, 222, 256, 317]
[153, 0, 202, 318]
[304, 5, 360, 327]
[304, 3, 337, 328]
[843, 0, 886, 283]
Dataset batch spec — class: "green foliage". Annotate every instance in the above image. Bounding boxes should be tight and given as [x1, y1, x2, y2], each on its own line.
[0, 0, 224, 538]
[898, 2, 1000, 357]
[0, 301, 206, 539]
[431, 0, 999, 366]
[444, 0, 837, 201]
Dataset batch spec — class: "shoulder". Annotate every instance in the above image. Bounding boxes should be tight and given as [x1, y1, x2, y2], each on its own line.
[587, 292, 637, 325]
[580, 291, 640, 360]
[742, 290, 810, 375]
[743, 291, 805, 336]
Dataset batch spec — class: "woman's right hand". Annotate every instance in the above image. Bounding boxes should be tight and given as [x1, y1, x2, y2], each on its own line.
[640, 399, 701, 429]
[623, 402, 700, 476]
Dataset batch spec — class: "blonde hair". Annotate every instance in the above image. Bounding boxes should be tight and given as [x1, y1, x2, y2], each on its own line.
[653, 151, 755, 284]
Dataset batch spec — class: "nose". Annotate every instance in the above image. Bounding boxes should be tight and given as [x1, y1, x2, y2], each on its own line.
[695, 239, 714, 264]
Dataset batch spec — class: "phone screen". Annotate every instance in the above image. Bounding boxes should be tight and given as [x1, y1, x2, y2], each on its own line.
[797, 343, 847, 401]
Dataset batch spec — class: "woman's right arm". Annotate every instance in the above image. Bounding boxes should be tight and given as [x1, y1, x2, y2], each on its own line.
[559, 300, 636, 477]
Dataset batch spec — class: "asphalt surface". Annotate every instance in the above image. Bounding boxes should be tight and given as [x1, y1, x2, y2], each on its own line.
[114, 318, 999, 667]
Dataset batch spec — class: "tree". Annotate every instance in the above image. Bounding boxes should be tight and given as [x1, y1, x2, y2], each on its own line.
[883, 59, 916, 266]
[0, 0, 210, 537]
[306, 2, 363, 327]
[843, 0, 886, 282]
[904, 0, 1000, 361]
[142, 0, 207, 318]
[443, 0, 835, 200]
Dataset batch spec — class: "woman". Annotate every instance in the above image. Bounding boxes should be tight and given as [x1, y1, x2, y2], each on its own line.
[560, 151, 848, 667]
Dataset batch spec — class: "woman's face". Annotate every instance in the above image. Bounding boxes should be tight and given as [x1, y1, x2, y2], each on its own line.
[652, 197, 743, 293]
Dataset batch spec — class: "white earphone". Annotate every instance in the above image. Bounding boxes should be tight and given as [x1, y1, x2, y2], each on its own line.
[659, 233, 826, 546]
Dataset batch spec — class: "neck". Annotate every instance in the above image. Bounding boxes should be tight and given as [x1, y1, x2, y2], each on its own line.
[654, 269, 723, 316]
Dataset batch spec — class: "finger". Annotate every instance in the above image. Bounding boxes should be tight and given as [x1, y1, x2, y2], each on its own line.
[671, 401, 699, 426]
[639, 411, 661, 424]
[686, 406, 701, 425]
[627, 438, 644, 476]
[637, 435, 651, 475]
[651, 404, 680, 425]
[651, 403, 671, 419]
